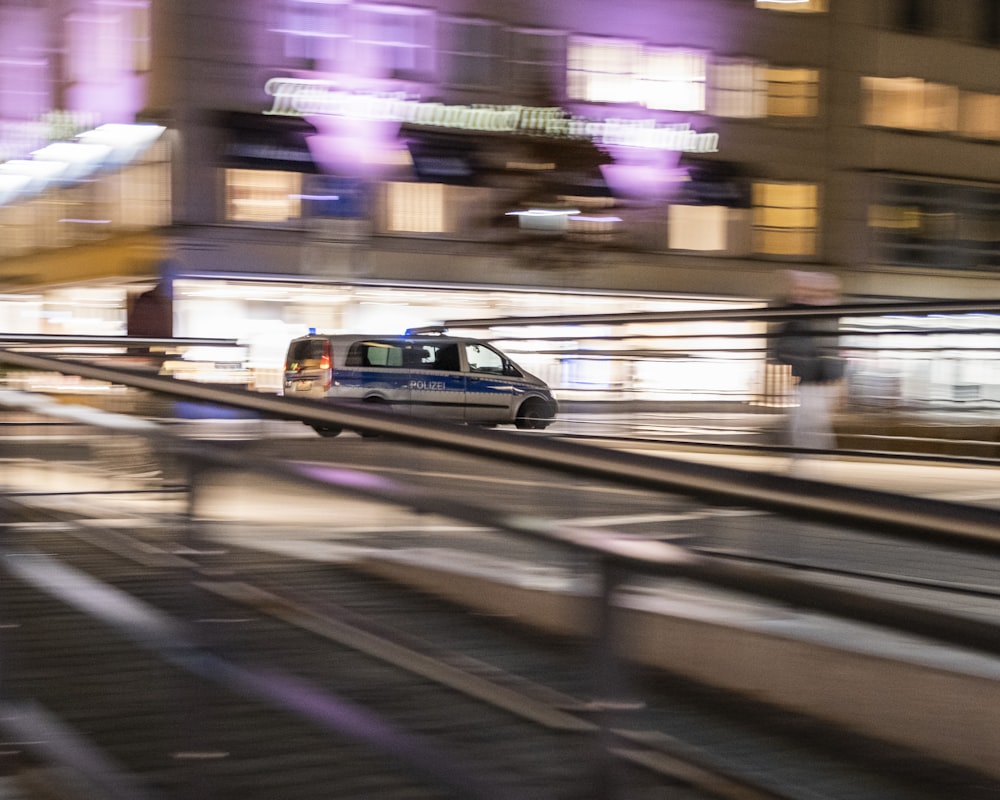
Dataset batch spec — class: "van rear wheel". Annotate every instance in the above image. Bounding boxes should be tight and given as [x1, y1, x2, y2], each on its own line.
[311, 425, 343, 437]
[515, 399, 552, 430]
[358, 396, 389, 438]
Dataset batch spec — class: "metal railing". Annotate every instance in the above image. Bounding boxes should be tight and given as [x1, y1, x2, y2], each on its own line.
[2, 347, 999, 798]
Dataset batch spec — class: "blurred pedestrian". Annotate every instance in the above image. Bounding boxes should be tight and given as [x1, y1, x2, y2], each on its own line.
[773, 271, 845, 475]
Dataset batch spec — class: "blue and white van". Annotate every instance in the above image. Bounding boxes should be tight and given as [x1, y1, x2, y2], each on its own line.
[283, 331, 558, 436]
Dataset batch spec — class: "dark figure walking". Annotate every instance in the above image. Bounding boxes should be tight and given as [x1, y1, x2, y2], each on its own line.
[773, 271, 845, 475]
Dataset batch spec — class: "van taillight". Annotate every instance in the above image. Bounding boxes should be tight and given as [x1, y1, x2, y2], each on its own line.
[320, 342, 333, 388]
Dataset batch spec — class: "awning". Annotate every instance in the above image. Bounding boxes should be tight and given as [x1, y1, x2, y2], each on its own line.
[219, 111, 319, 173]
[676, 156, 750, 207]
[405, 133, 479, 186]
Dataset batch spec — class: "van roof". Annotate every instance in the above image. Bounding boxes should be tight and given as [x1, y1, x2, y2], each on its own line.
[293, 333, 482, 344]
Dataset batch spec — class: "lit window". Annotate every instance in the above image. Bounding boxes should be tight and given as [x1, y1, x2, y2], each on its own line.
[868, 204, 921, 230]
[668, 205, 728, 251]
[508, 29, 563, 99]
[641, 48, 707, 112]
[755, 0, 827, 11]
[766, 67, 819, 117]
[118, 137, 172, 228]
[440, 18, 499, 88]
[752, 182, 818, 256]
[66, 7, 137, 82]
[386, 182, 446, 232]
[567, 37, 641, 104]
[862, 77, 959, 132]
[349, 4, 435, 81]
[960, 92, 1000, 140]
[278, 0, 349, 67]
[708, 59, 766, 118]
[0, 5, 49, 121]
[225, 169, 302, 223]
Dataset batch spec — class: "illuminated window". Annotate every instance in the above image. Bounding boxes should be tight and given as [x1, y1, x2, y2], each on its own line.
[641, 48, 707, 112]
[279, 0, 349, 66]
[960, 92, 1000, 140]
[668, 205, 728, 251]
[871, 178, 1000, 270]
[440, 18, 499, 88]
[567, 37, 641, 104]
[983, 0, 1000, 46]
[386, 182, 445, 233]
[766, 67, 819, 117]
[752, 182, 818, 257]
[756, 0, 827, 11]
[124, 1, 152, 73]
[118, 138, 172, 228]
[896, 0, 935, 33]
[66, 3, 151, 82]
[508, 29, 563, 99]
[708, 59, 766, 118]
[349, 4, 435, 81]
[0, 5, 49, 121]
[862, 77, 959, 132]
[225, 169, 302, 223]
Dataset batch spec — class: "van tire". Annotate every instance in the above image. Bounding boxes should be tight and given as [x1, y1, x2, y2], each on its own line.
[515, 399, 552, 430]
[311, 425, 343, 437]
[358, 396, 389, 438]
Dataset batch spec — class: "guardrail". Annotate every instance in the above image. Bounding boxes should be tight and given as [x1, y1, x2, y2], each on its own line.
[2, 348, 999, 797]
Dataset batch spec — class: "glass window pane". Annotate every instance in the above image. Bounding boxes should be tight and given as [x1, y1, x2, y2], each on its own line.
[567, 37, 640, 103]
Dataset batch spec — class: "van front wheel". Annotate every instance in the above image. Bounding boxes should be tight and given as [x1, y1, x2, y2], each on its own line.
[515, 399, 552, 430]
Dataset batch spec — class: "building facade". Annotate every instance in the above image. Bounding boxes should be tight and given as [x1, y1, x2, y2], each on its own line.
[1, 0, 1000, 401]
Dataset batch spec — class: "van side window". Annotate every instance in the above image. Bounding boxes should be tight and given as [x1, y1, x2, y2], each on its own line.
[464, 343, 505, 374]
[402, 347, 432, 367]
[347, 341, 404, 368]
[430, 343, 461, 371]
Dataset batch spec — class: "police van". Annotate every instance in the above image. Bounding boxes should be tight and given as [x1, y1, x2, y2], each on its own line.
[283, 330, 558, 436]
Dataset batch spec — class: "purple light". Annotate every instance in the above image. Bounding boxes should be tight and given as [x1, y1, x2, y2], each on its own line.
[306, 112, 402, 178]
[600, 148, 688, 202]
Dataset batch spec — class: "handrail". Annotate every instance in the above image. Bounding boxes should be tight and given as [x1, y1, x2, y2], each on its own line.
[2, 349, 1000, 661]
[0, 347, 997, 554]
[443, 298, 1000, 327]
[0, 334, 240, 348]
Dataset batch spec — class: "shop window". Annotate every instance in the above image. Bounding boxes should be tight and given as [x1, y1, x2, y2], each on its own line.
[567, 37, 641, 104]
[756, 0, 827, 11]
[279, 0, 349, 67]
[960, 92, 1000, 140]
[862, 76, 958, 132]
[708, 59, 766, 118]
[386, 182, 446, 233]
[225, 169, 302, 223]
[641, 48, 707, 112]
[668, 205, 728, 251]
[439, 18, 499, 89]
[349, 3, 435, 81]
[766, 67, 820, 117]
[508, 29, 563, 99]
[752, 182, 818, 257]
[117, 140, 172, 229]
